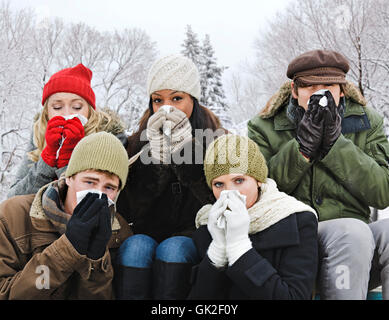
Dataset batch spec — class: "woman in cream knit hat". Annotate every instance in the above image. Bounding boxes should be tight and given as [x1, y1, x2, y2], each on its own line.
[188, 134, 319, 300]
[115, 54, 225, 300]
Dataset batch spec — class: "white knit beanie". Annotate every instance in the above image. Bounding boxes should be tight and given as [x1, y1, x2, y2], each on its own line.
[146, 54, 201, 100]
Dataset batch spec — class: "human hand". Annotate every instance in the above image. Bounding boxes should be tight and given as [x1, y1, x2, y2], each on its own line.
[296, 91, 327, 161]
[41, 116, 67, 167]
[224, 191, 252, 266]
[207, 196, 228, 268]
[57, 117, 85, 168]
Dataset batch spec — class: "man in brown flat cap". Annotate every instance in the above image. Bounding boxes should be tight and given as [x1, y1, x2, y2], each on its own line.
[248, 49, 389, 300]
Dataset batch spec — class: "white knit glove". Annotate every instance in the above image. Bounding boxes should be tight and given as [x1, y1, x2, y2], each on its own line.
[146, 108, 169, 163]
[165, 106, 192, 154]
[146, 105, 192, 163]
[225, 192, 252, 266]
[207, 195, 228, 268]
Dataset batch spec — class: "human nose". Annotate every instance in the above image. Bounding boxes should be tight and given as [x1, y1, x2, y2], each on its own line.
[62, 105, 73, 117]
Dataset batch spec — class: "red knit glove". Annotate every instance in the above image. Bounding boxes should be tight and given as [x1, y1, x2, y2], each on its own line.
[57, 117, 85, 168]
[41, 116, 67, 167]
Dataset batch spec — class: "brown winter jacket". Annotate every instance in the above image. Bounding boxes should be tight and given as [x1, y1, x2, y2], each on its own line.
[0, 188, 132, 299]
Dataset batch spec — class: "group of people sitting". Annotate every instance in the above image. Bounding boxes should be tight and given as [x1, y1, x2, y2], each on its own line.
[0, 49, 388, 300]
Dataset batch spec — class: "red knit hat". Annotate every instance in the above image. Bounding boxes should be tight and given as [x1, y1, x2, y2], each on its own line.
[42, 64, 96, 109]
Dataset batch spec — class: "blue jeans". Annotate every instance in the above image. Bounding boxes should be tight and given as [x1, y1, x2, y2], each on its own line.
[117, 234, 199, 268]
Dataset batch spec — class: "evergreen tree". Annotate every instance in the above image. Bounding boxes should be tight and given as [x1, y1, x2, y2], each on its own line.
[200, 34, 232, 129]
[181, 25, 201, 67]
[181, 26, 232, 129]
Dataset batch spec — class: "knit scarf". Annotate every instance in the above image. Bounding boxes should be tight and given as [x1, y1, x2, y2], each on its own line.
[30, 177, 120, 235]
[195, 178, 317, 234]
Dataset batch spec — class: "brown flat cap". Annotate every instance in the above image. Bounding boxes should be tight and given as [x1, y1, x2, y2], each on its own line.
[287, 50, 350, 85]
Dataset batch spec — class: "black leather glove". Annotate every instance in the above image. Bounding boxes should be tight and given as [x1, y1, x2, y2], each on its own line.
[65, 193, 102, 256]
[296, 93, 326, 160]
[87, 194, 112, 260]
[319, 91, 342, 159]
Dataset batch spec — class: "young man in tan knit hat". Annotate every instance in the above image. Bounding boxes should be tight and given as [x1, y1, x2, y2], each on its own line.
[0, 132, 132, 299]
[248, 49, 389, 300]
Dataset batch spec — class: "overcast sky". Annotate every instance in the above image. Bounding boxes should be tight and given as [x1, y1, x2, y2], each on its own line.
[10, 0, 293, 71]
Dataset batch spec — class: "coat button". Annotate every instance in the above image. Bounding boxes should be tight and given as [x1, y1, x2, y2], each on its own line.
[315, 196, 323, 205]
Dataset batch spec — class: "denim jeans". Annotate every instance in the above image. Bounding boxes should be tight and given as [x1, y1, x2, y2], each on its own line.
[117, 234, 199, 268]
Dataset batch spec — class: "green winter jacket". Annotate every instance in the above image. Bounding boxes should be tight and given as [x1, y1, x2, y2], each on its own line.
[248, 81, 389, 223]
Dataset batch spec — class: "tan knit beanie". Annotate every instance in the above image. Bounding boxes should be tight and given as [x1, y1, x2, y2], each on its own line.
[146, 54, 201, 100]
[204, 134, 268, 188]
[65, 132, 129, 190]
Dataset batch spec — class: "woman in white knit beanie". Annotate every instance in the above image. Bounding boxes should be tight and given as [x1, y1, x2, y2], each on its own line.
[115, 54, 226, 300]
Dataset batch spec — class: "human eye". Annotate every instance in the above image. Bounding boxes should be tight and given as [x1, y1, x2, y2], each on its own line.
[172, 96, 183, 102]
[105, 185, 115, 192]
[72, 103, 83, 110]
[234, 177, 245, 184]
[83, 179, 95, 186]
[213, 181, 224, 188]
[152, 98, 162, 104]
[51, 104, 63, 110]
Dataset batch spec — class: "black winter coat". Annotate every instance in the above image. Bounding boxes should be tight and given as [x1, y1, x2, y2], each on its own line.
[188, 211, 318, 300]
[117, 141, 215, 243]
[117, 106, 223, 243]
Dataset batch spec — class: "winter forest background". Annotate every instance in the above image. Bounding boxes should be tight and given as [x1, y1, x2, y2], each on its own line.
[0, 0, 388, 205]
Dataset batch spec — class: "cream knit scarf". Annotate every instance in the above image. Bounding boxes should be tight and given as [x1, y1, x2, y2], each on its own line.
[195, 178, 317, 234]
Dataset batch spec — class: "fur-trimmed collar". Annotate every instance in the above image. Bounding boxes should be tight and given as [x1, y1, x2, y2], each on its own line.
[259, 81, 367, 119]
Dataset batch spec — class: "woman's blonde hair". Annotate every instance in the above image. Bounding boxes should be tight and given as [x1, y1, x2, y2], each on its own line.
[28, 102, 116, 162]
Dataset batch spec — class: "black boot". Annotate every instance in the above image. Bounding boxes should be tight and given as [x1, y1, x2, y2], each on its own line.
[114, 265, 152, 300]
[152, 259, 193, 300]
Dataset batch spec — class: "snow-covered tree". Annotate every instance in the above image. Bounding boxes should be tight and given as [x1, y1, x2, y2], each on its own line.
[181, 26, 233, 129]
[247, 0, 389, 135]
[181, 25, 202, 67]
[0, 2, 157, 200]
[200, 34, 232, 129]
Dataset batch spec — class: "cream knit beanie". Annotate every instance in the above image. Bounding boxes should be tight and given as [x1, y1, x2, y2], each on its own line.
[204, 134, 268, 188]
[146, 54, 201, 100]
[65, 132, 129, 190]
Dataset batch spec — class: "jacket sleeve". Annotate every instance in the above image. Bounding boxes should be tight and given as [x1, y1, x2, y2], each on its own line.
[187, 226, 229, 300]
[7, 156, 65, 198]
[248, 118, 312, 194]
[225, 212, 318, 300]
[0, 218, 112, 300]
[320, 115, 389, 209]
[72, 249, 114, 300]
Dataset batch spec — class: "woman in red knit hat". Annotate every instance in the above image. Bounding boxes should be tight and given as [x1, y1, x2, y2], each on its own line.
[8, 64, 127, 198]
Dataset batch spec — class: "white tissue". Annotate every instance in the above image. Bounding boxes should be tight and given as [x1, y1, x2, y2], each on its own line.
[55, 114, 88, 160]
[63, 114, 88, 126]
[159, 105, 174, 136]
[76, 189, 115, 208]
[159, 105, 173, 114]
[216, 190, 247, 229]
[308, 89, 329, 108]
